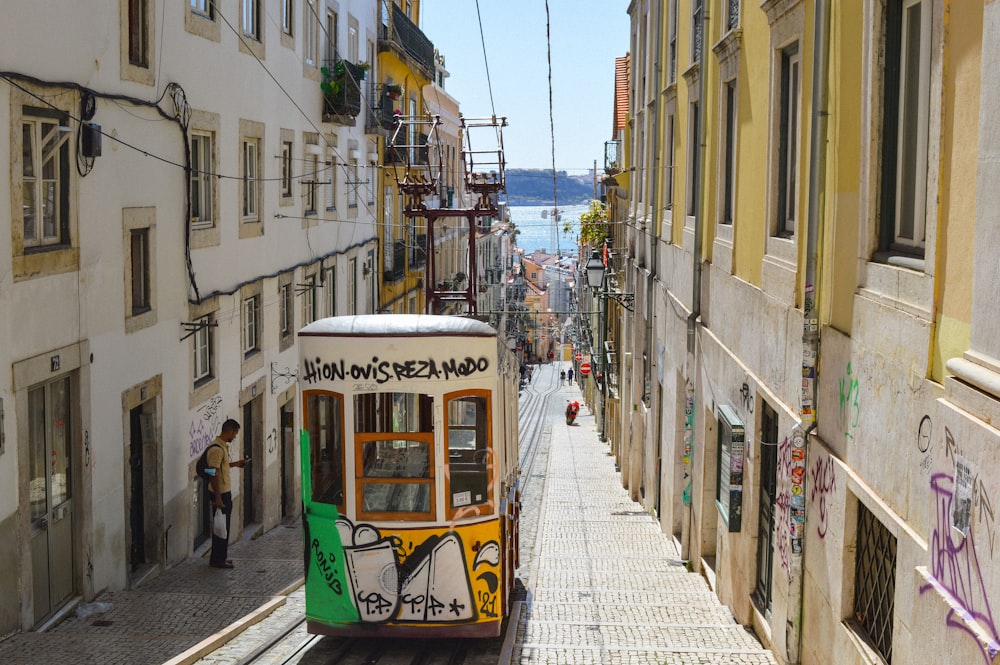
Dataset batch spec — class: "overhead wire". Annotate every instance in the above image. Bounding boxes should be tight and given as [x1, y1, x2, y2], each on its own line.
[544, 0, 560, 259]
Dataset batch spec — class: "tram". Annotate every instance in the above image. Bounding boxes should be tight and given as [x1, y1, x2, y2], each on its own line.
[297, 314, 521, 638]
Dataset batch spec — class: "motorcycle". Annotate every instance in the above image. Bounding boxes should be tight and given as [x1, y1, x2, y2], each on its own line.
[565, 401, 580, 425]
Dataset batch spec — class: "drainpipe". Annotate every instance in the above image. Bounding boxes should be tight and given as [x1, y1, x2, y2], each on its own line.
[788, 1, 830, 663]
[683, 1, 709, 563]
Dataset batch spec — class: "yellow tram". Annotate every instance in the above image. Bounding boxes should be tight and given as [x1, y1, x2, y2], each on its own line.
[297, 314, 520, 637]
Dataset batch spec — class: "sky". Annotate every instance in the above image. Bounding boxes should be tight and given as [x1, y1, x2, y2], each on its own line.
[420, 1, 631, 174]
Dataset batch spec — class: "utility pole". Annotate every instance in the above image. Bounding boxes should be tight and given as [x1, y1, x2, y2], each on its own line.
[593, 160, 598, 199]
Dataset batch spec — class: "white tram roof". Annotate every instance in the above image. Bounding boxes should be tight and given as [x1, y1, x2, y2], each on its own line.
[299, 314, 497, 337]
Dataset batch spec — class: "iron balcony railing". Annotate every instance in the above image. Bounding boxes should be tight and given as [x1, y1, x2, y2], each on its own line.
[383, 240, 407, 282]
[379, 4, 435, 79]
[322, 59, 365, 121]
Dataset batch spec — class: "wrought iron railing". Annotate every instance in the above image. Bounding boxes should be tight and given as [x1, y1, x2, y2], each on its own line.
[383, 240, 407, 282]
[380, 4, 435, 78]
[321, 59, 365, 119]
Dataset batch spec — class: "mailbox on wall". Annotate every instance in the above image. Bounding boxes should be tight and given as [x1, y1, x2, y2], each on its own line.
[716, 404, 745, 532]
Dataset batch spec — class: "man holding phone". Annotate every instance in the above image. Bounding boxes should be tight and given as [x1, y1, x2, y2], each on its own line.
[206, 419, 246, 569]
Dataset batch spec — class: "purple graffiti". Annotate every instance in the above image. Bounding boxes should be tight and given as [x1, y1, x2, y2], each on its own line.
[920, 473, 1000, 663]
[188, 419, 213, 459]
[809, 455, 837, 539]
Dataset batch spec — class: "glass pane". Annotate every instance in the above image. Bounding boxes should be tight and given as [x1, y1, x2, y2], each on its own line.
[50, 378, 71, 506]
[898, 2, 924, 242]
[22, 123, 35, 177]
[447, 395, 489, 510]
[355, 393, 431, 433]
[362, 482, 429, 513]
[308, 393, 344, 505]
[42, 180, 57, 239]
[28, 388, 47, 521]
[361, 440, 429, 478]
[23, 181, 36, 242]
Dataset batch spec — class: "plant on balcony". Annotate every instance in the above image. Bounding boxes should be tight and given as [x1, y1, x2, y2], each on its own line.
[384, 83, 403, 100]
[320, 61, 368, 117]
[577, 199, 610, 245]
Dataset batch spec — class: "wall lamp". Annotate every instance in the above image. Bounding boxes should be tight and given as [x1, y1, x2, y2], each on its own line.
[584, 250, 634, 312]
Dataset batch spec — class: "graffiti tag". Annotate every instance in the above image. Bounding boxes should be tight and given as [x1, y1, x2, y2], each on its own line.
[809, 454, 837, 539]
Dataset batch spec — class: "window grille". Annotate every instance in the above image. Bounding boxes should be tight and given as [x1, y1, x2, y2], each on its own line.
[854, 502, 896, 663]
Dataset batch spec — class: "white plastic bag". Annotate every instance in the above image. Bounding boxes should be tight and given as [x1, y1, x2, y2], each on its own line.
[212, 509, 227, 539]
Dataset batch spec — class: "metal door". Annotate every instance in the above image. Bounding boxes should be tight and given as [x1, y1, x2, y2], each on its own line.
[754, 404, 779, 613]
[29, 377, 74, 625]
[280, 402, 295, 518]
[243, 401, 255, 525]
[128, 407, 145, 570]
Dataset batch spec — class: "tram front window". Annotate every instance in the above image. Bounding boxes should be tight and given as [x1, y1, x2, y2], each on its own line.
[306, 392, 345, 508]
[355, 392, 434, 519]
[446, 393, 491, 516]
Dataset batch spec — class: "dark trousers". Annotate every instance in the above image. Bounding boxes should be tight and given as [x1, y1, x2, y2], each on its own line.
[210, 491, 232, 564]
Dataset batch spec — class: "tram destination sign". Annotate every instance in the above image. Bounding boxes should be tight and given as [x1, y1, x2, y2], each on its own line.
[301, 353, 491, 386]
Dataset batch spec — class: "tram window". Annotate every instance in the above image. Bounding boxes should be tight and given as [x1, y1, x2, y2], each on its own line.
[357, 438, 433, 517]
[360, 440, 430, 478]
[306, 392, 345, 507]
[445, 393, 491, 514]
[354, 392, 433, 433]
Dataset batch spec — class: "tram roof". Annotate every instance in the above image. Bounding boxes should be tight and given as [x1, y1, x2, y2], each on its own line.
[299, 314, 498, 337]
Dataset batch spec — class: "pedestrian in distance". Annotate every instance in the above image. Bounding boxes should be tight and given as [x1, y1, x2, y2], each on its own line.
[206, 419, 246, 569]
[567, 368, 574, 384]
[560, 370, 566, 384]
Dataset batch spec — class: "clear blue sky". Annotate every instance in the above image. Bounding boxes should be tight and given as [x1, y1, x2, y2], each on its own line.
[420, 1, 630, 173]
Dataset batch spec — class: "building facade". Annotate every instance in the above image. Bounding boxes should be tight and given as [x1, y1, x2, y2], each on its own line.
[616, 1, 999, 664]
[0, 0, 379, 634]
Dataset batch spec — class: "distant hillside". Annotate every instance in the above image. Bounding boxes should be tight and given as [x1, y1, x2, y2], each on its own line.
[504, 168, 595, 205]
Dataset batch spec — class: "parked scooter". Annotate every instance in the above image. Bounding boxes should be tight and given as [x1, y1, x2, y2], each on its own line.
[565, 401, 580, 425]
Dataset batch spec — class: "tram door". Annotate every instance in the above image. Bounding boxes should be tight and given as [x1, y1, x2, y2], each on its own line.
[29, 376, 75, 625]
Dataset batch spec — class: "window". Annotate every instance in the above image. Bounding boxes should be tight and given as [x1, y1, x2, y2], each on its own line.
[242, 295, 260, 356]
[190, 132, 214, 227]
[721, 80, 737, 225]
[304, 0, 317, 66]
[280, 140, 293, 199]
[664, 114, 675, 209]
[365, 164, 375, 205]
[279, 282, 293, 338]
[691, 0, 704, 63]
[242, 0, 259, 39]
[305, 154, 318, 214]
[347, 161, 358, 208]
[348, 19, 358, 62]
[687, 102, 700, 217]
[281, 0, 292, 34]
[326, 10, 338, 63]
[303, 274, 317, 324]
[242, 138, 259, 221]
[726, 0, 740, 32]
[445, 392, 492, 518]
[326, 154, 337, 210]
[306, 392, 345, 508]
[128, 0, 149, 66]
[349, 257, 358, 314]
[668, 0, 678, 85]
[193, 315, 214, 384]
[880, 0, 931, 256]
[130, 229, 150, 315]
[22, 110, 70, 248]
[191, 0, 212, 18]
[355, 392, 434, 519]
[326, 267, 336, 316]
[776, 43, 800, 237]
[854, 503, 896, 663]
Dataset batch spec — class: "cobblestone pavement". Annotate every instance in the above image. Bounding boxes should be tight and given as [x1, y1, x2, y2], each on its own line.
[510, 367, 778, 665]
[0, 522, 303, 665]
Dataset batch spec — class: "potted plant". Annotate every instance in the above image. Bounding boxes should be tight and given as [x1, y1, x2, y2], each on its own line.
[385, 83, 403, 100]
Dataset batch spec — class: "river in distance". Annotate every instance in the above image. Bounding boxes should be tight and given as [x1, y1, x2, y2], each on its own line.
[507, 203, 588, 258]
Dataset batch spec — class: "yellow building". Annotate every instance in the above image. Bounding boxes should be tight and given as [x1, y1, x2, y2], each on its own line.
[620, 1, 994, 664]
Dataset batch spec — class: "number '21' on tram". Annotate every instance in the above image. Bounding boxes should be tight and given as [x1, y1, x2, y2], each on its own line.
[297, 314, 520, 637]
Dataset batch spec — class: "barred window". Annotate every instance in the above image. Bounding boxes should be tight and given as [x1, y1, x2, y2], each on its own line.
[854, 502, 896, 663]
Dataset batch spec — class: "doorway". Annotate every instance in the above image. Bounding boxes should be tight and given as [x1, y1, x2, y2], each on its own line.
[754, 402, 779, 613]
[29, 376, 75, 626]
[242, 396, 264, 529]
[279, 401, 296, 519]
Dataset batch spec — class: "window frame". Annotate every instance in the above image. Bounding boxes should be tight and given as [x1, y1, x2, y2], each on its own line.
[242, 0, 259, 40]
[242, 137, 260, 222]
[279, 282, 293, 338]
[128, 0, 150, 67]
[190, 131, 214, 228]
[326, 153, 337, 211]
[305, 391, 346, 511]
[281, 0, 293, 35]
[720, 79, 738, 226]
[444, 390, 494, 521]
[130, 228, 151, 315]
[280, 140, 293, 199]
[325, 266, 336, 316]
[242, 294, 260, 357]
[853, 502, 897, 663]
[304, 0, 318, 66]
[775, 42, 801, 238]
[21, 109, 71, 250]
[192, 314, 214, 385]
[302, 273, 317, 325]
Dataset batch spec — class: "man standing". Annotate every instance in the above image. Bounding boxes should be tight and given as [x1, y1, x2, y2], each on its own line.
[206, 419, 245, 569]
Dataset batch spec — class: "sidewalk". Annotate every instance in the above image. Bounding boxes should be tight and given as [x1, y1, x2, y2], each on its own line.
[510, 368, 777, 664]
[0, 522, 303, 665]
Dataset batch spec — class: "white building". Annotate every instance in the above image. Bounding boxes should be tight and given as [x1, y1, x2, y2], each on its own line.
[0, 0, 379, 633]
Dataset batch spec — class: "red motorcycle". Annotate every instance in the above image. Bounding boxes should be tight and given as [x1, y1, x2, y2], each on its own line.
[565, 401, 580, 425]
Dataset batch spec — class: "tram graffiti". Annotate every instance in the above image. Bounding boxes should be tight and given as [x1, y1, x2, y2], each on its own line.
[306, 515, 501, 627]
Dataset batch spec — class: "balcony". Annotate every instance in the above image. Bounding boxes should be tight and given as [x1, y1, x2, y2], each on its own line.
[366, 87, 400, 135]
[410, 233, 427, 268]
[322, 59, 366, 125]
[379, 3, 435, 80]
[604, 140, 622, 175]
[383, 241, 407, 282]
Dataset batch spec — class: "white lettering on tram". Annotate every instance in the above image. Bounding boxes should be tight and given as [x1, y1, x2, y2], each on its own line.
[301, 355, 490, 386]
